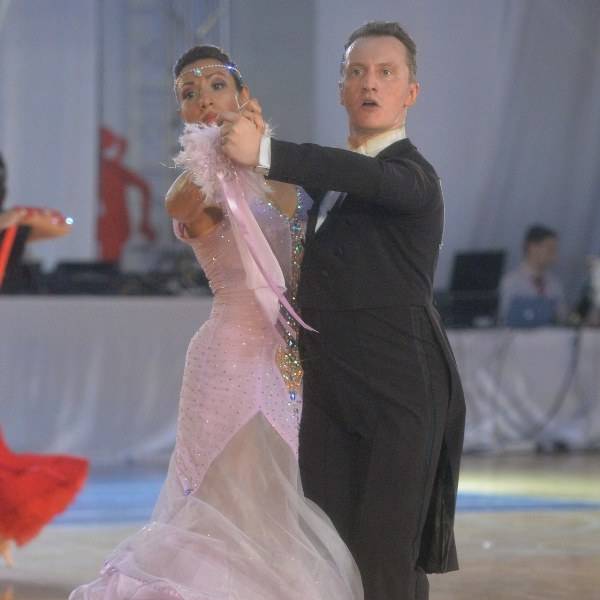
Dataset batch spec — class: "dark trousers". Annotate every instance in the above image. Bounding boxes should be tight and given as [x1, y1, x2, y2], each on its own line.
[298, 306, 451, 600]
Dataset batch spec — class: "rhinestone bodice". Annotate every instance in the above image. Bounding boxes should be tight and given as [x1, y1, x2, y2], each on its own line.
[172, 202, 301, 494]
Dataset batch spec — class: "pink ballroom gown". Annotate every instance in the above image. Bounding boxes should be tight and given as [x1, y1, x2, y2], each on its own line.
[70, 126, 363, 600]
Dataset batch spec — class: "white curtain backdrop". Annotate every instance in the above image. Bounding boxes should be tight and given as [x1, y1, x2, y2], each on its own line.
[1, 1, 600, 465]
[0, 297, 211, 464]
[2, 1, 598, 289]
[313, 0, 600, 298]
[0, 0, 99, 268]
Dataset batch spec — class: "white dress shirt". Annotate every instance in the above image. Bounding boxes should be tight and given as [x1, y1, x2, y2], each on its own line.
[348, 125, 407, 158]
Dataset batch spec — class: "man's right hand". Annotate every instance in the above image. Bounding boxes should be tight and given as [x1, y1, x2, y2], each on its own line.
[239, 98, 266, 134]
[220, 97, 267, 168]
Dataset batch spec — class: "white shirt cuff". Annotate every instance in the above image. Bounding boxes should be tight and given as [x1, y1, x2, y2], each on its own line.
[256, 134, 271, 175]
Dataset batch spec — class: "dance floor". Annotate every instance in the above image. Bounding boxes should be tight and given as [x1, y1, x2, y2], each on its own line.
[1, 453, 599, 600]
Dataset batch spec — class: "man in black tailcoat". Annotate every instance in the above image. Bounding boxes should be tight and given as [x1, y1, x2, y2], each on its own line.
[222, 21, 466, 600]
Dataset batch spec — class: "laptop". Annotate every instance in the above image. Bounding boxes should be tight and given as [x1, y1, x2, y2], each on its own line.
[505, 296, 558, 328]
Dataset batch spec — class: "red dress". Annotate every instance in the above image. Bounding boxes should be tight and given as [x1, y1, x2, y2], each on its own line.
[0, 431, 88, 545]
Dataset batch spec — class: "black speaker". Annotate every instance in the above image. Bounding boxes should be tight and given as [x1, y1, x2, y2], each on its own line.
[47, 261, 122, 294]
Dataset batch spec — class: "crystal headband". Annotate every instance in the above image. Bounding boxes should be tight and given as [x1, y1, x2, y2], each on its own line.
[174, 63, 243, 91]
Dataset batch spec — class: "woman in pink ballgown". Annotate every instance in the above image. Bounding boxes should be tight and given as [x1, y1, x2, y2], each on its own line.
[70, 46, 363, 600]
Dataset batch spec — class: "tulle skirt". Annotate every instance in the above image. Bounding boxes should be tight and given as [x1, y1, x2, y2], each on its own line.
[70, 413, 363, 599]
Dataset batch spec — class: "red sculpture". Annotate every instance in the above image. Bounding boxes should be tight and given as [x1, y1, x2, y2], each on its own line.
[98, 127, 156, 262]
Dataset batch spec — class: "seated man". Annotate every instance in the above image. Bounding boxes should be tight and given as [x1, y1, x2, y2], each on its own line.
[499, 225, 567, 327]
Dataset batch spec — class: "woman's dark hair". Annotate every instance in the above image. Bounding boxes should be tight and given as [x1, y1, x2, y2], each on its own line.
[173, 45, 244, 91]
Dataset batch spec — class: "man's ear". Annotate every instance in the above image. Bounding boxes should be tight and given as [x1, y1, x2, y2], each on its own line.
[339, 80, 345, 106]
[404, 81, 420, 108]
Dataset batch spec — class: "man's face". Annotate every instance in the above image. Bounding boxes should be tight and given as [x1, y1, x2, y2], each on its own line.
[528, 237, 559, 270]
[340, 35, 419, 139]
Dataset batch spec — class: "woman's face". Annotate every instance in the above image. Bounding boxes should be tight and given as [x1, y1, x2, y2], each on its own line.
[175, 58, 249, 125]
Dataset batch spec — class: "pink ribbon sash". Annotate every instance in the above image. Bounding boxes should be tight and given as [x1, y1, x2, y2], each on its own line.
[216, 170, 316, 336]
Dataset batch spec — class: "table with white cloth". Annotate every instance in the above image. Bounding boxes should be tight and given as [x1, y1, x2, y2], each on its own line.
[1, 297, 599, 464]
[450, 326, 600, 452]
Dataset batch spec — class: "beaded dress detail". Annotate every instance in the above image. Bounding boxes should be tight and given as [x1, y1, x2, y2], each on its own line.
[172, 198, 301, 495]
[70, 127, 363, 600]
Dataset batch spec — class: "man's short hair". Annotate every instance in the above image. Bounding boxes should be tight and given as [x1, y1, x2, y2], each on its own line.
[342, 21, 417, 81]
[523, 224, 558, 253]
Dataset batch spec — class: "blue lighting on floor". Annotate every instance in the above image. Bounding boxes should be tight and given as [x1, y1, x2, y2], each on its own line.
[53, 467, 165, 525]
[51, 467, 600, 526]
[457, 492, 600, 513]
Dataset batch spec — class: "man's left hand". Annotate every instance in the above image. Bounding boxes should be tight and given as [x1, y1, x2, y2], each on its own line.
[220, 107, 263, 168]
